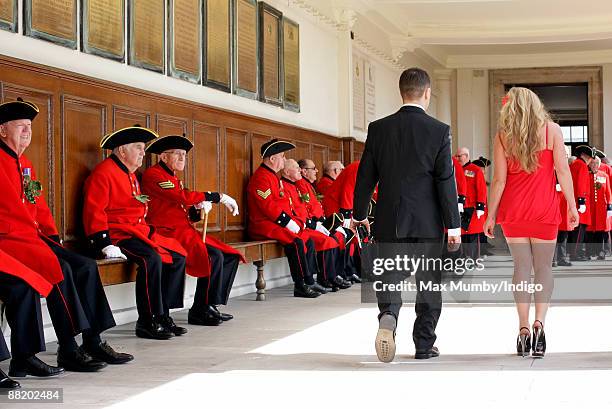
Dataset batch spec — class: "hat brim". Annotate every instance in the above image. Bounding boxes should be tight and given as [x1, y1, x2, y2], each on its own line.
[146, 135, 193, 154]
[574, 145, 595, 158]
[261, 141, 296, 158]
[0, 100, 39, 125]
[594, 149, 606, 159]
[101, 127, 159, 150]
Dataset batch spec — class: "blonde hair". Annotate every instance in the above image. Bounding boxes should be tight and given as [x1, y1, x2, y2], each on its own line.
[498, 87, 550, 173]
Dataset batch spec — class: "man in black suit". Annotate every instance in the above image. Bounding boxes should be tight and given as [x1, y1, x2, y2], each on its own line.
[352, 68, 461, 363]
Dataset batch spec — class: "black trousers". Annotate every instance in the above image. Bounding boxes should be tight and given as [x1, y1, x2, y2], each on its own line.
[568, 224, 587, 259]
[586, 231, 607, 257]
[0, 273, 45, 360]
[193, 245, 240, 309]
[376, 237, 444, 351]
[315, 248, 339, 284]
[46, 241, 115, 344]
[461, 233, 480, 261]
[283, 238, 315, 286]
[554, 231, 570, 262]
[118, 238, 186, 320]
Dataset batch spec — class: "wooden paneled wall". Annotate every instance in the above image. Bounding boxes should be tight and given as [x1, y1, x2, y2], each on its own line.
[0, 56, 364, 247]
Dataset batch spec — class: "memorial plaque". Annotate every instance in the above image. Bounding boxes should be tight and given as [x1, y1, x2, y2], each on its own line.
[233, 0, 258, 99]
[204, 0, 231, 91]
[0, 0, 17, 32]
[169, 0, 202, 83]
[81, 0, 125, 61]
[258, 2, 282, 106]
[352, 53, 365, 131]
[283, 17, 299, 112]
[129, 0, 165, 73]
[25, 0, 77, 49]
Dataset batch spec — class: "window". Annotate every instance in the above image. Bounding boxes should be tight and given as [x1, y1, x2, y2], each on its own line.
[560, 125, 588, 143]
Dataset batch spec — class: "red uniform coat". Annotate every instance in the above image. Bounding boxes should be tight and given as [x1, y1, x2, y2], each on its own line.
[0, 249, 52, 297]
[141, 163, 245, 278]
[599, 162, 612, 181]
[315, 175, 335, 197]
[83, 155, 186, 262]
[322, 162, 360, 218]
[587, 170, 612, 232]
[462, 162, 487, 235]
[0, 141, 63, 285]
[282, 178, 338, 251]
[570, 158, 591, 226]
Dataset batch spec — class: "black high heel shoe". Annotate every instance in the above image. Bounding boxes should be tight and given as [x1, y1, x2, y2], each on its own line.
[532, 320, 546, 358]
[516, 327, 531, 357]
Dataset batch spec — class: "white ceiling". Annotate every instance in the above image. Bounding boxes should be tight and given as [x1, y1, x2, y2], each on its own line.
[299, 0, 612, 68]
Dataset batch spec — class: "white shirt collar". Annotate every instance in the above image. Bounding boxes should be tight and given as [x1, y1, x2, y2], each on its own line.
[401, 103, 426, 111]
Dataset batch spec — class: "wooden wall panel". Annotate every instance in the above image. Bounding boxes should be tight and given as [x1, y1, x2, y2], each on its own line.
[224, 128, 249, 242]
[311, 144, 327, 175]
[112, 105, 150, 130]
[251, 133, 271, 174]
[193, 122, 221, 231]
[289, 141, 310, 164]
[61, 96, 106, 242]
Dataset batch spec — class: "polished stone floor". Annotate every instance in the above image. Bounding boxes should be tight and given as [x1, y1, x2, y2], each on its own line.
[2, 254, 612, 408]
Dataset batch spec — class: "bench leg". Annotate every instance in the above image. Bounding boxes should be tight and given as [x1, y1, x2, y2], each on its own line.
[254, 261, 266, 301]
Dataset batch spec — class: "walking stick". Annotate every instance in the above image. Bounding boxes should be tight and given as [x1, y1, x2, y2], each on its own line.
[201, 209, 209, 242]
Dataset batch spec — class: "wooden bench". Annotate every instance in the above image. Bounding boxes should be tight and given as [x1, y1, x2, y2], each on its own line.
[97, 240, 285, 301]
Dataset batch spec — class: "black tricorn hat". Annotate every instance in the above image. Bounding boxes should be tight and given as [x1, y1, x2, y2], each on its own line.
[100, 125, 159, 150]
[0, 98, 39, 124]
[472, 156, 491, 168]
[594, 148, 606, 159]
[574, 145, 595, 158]
[146, 134, 193, 154]
[261, 138, 296, 158]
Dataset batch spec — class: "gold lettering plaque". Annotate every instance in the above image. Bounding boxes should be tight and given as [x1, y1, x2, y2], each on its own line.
[234, 0, 258, 97]
[82, 0, 125, 60]
[25, 0, 77, 48]
[169, 0, 201, 82]
[204, 0, 230, 90]
[258, 3, 282, 106]
[283, 18, 299, 111]
[129, 0, 165, 73]
[0, 0, 16, 32]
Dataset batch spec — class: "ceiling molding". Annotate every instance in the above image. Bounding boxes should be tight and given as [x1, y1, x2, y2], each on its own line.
[353, 33, 406, 71]
[447, 49, 612, 69]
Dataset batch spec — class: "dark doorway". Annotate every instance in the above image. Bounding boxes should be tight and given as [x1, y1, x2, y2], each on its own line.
[504, 83, 589, 154]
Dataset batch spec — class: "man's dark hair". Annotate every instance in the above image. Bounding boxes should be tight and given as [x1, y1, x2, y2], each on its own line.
[399, 68, 431, 100]
[297, 159, 309, 169]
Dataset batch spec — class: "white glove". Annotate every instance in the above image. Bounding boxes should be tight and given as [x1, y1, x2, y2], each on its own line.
[607, 210, 612, 217]
[195, 201, 213, 214]
[315, 222, 330, 236]
[220, 193, 239, 216]
[335, 226, 347, 237]
[578, 204, 586, 214]
[286, 219, 301, 234]
[102, 245, 127, 260]
[342, 218, 351, 229]
[458, 203, 464, 213]
[476, 209, 485, 219]
[556, 183, 562, 192]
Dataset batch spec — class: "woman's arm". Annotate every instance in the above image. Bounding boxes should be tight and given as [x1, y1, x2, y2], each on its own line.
[551, 122, 579, 229]
[483, 133, 508, 238]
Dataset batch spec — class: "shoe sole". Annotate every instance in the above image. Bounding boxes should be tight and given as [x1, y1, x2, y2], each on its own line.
[375, 328, 396, 363]
[8, 371, 65, 378]
[135, 330, 173, 340]
[414, 353, 439, 359]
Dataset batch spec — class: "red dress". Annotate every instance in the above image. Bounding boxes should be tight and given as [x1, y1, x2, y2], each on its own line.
[497, 125, 560, 240]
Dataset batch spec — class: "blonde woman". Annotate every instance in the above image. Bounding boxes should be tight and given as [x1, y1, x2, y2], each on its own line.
[484, 87, 579, 357]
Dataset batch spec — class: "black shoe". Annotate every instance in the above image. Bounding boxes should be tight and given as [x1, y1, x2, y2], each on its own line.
[532, 320, 546, 358]
[83, 341, 134, 365]
[551, 261, 558, 267]
[350, 274, 362, 283]
[516, 327, 531, 357]
[211, 305, 233, 321]
[293, 284, 320, 298]
[310, 282, 329, 294]
[57, 346, 107, 372]
[557, 259, 572, 267]
[481, 250, 494, 257]
[415, 346, 440, 359]
[320, 280, 339, 292]
[570, 255, 589, 262]
[188, 308, 223, 326]
[333, 276, 351, 289]
[160, 315, 188, 336]
[9, 355, 64, 378]
[135, 319, 174, 340]
[597, 253, 606, 260]
[0, 369, 20, 389]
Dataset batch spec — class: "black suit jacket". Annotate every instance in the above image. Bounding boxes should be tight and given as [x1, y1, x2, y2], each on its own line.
[353, 105, 461, 241]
